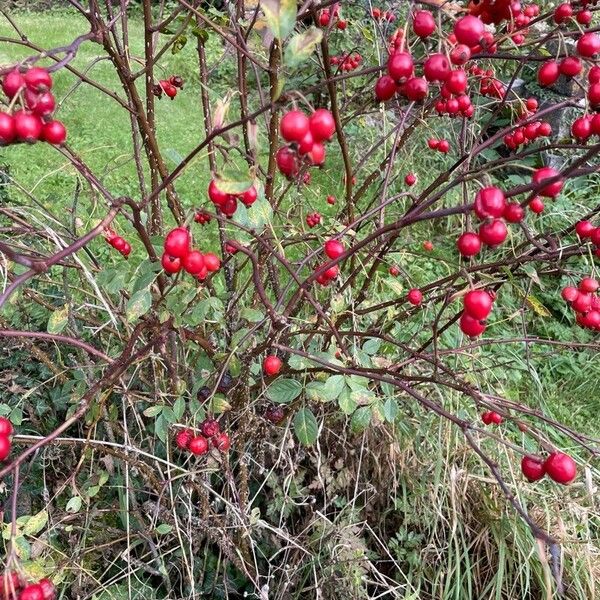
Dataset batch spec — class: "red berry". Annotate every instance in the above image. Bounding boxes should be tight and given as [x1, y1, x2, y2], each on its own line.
[404, 77, 429, 101]
[182, 250, 205, 275]
[450, 44, 471, 65]
[264, 355, 282, 376]
[423, 53, 451, 82]
[324, 239, 344, 260]
[478, 219, 508, 246]
[24, 67, 52, 92]
[13, 111, 43, 143]
[525, 98, 538, 111]
[161, 253, 181, 274]
[375, 75, 397, 102]
[25, 90, 56, 116]
[529, 197, 545, 213]
[20, 584, 45, 600]
[571, 116, 591, 140]
[389, 265, 400, 277]
[327, 195, 336, 205]
[387, 52, 414, 82]
[175, 429, 194, 450]
[572, 292, 592, 313]
[521, 456, 546, 482]
[280, 110, 310, 143]
[208, 179, 229, 207]
[164, 227, 190, 258]
[538, 61, 560, 86]
[474, 186, 506, 219]
[241, 185, 257, 207]
[532, 166, 563, 198]
[575, 220, 594, 238]
[336, 19, 347, 30]
[221, 195, 238, 218]
[504, 202, 524, 223]
[463, 289, 494, 320]
[0, 417, 13, 437]
[308, 142, 326, 165]
[0, 112, 15, 145]
[489, 411, 503, 425]
[544, 452, 576, 485]
[553, 2, 573, 23]
[561, 286, 579, 302]
[427, 138, 439, 150]
[459, 312, 486, 336]
[437, 139, 450, 153]
[481, 411, 493, 425]
[41, 120, 66, 145]
[201, 418, 220, 438]
[577, 10, 592, 25]
[38, 578, 56, 600]
[0, 436, 11, 461]
[453, 16, 485, 47]
[423, 240, 434, 251]
[2, 69, 25, 98]
[213, 432, 231, 452]
[412, 10, 436, 37]
[189, 436, 209, 455]
[203, 252, 221, 272]
[276, 146, 300, 177]
[407, 288, 423, 305]
[309, 109, 336, 142]
[560, 56, 582, 78]
[319, 10, 330, 26]
[579, 277, 598, 293]
[120, 242, 131, 257]
[577, 32, 600, 58]
[404, 173, 416, 186]
[457, 232, 481, 257]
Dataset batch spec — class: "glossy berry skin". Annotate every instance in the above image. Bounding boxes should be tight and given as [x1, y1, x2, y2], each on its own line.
[538, 61, 559, 86]
[189, 436, 209, 455]
[453, 16, 485, 47]
[445, 70, 468, 95]
[203, 253, 221, 272]
[521, 456, 546, 482]
[1, 571, 22, 598]
[24, 67, 52, 92]
[175, 429, 194, 450]
[389, 265, 400, 277]
[572, 292, 592, 313]
[404, 173, 416, 186]
[457, 232, 481, 257]
[13, 111, 43, 143]
[481, 411, 493, 425]
[20, 584, 45, 600]
[560, 56, 582, 78]
[412, 10, 436, 37]
[308, 142, 326, 166]
[450, 44, 471, 65]
[2, 69, 25, 98]
[407, 288, 423, 306]
[375, 75, 397, 101]
[571, 117, 591, 141]
[38, 578, 56, 600]
[463, 290, 493, 320]
[201, 418, 220, 438]
[327, 195, 336, 205]
[474, 186, 506, 219]
[324, 239, 344, 260]
[41, 120, 67, 145]
[503, 202, 524, 223]
[533, 167, 563, 198]
[264, 355, 282, 376]
[478, 219, 508, 246]
[309, 109, 336, 142]
[164, 228, 190, 259]
[544, 452, 576, 485]
[275, 147, 300, 177]
[423, 240, 434, 251]
[387, 52, 414, 82]
[0, 112, 15, 145]
[577, 32, 600, 58]
[459, 312, 486, 337]
[423, 54, 451, 82]
[437, 140, 450, 153]
[529, 197, 544, 213]
[221, 196, 238, 218]
[579, 277, 598, 293]
[0, 417, 13, 437]
[182, 250, 205, 275]
[280, 110, 309, 143]
[213, 432, 231, 452]
[161, 254, 181, 274]
[403, 77, 429, 101]
[25, 90, 56, 116]
[265, 405, 285, 424]
[575, 220, 595, 237]
[561, 286, 579, 302]
[241, 185, 257, 207]
[0, 436, 11, 461]
[208, 180, 229, 206]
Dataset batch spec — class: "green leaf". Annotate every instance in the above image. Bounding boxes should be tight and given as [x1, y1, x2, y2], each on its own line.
[143, 405, 164, 418]
[284, 27, 322, 67]
[47, 306, 69, 334]
[338, 388, 357, 415]
[240, 307, 265, 323]
[173, 396, 185, 420]
[362, 337, 382, 355]
[126, 289, 152, 322]
[156, 524, 172, 535]
[322, 375, 346, 401]
[261, 0, 297, 40]
[131, 270, 158, 294]
[351, 406, 372, 433]
[23, 510, 48, 536]
[66, 496, 82, 514]
[265, 378, 302, 404]
[234, 195, 273, 232]
[214, 167, 253, 195]
[208, 395, 232, 413]
[171, 34, 187, 54]
[383, 397, 399, 423]
[294, 407, 318, 445]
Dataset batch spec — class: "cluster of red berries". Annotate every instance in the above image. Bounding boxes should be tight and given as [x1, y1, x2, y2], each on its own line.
[152, 75, 184, 100]
[553, 1, 592, 25]
[481, 410, 503, 425]
[306, 212, 321, 228]
[387, 28, 405, 54]
[207, 179, 257, 218]
[194, 210, 212, 225]
[503, 98, 553, 149]
[275, 108, 336, 178]
[569, 113, 600, 141]
[104, 230, 131, 258]
[263, 354, 283, 376]
[371, 7, 395, 22]
[318, 5, 346, 29]
[427, 138, 450, 153]
[521, 452, 577, 485]
[330, 53, 362, 72]
[0, 417, 13, 462]
[0, 67, 66, 146]
[471, 65, 506, 99]
[316, 239, 344, 287]
[161, 227, 220, 281]
[459, 289, 495, 337]
[175, 418, 230, 455]
[1, 572, 55, 600]
[561, 276, 600, 330]
[575, 219, 600, 257]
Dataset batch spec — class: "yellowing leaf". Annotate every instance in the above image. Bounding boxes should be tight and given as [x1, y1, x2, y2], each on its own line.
[261, 0, 297, 40]
[526, 294, 551, 317]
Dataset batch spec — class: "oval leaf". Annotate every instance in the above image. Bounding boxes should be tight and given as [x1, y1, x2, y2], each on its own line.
[261, 0, 297, 41]
[294, 407, 318, 445]
[284, 27, 323, 67]
[126, 289, 152, 322]
[266, 378, 302, 404]
[47, 306, 69, 334]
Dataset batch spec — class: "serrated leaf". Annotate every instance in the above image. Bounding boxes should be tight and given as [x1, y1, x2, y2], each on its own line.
[126, 289, 152, 322]
[23, 510, 48, 536]
[13, 536, 30, 560]
[284, 27, 322, 67]
[383, 397, 399, 423]
[173, 396, 185, 420]
[143, 405, 164, 417]
[265, 378, 302, 404]
[293, 407, 318, 445]
[261, 0, 297, 40]
[338, 388, 357, 415]
[47, 306, 69, 334]
[322, 375, 346, 401]
[66, 496, 82, 514]
[214, 168, 253, 195]
[351, 406, 372, 433]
